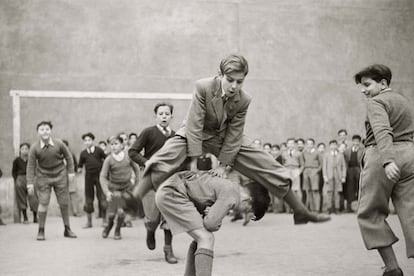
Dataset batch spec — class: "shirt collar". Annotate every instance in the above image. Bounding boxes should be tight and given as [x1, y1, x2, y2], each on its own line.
[157, 124, 171, 133]
[112, 150, 125, 161]
[380, 88, 392, 94]
[40, 138, 54, 149]
[87, 146, 95, 154]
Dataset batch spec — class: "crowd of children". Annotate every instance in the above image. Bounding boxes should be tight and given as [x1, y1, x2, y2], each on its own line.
[250, 129, 364, 217]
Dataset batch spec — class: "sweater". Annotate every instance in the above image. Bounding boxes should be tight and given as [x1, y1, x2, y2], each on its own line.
[128, 125, 175, 166]
[27, 138, 75, 185]
[365, 90, 414, 166]
[99, 152, 139, 194]
[78, 146, 106, 174]
[12, 157, 27, 180]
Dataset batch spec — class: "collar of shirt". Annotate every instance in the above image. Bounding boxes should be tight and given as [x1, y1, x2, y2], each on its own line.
[112, 151, 125, 162]
[331, 150, 337, 156]
[40, 138, 54, 149]
[308, 148, 315, 153]
[87, 146, 95, 154]
[156, 124, 171, 134]
[380, 88, 392, 94]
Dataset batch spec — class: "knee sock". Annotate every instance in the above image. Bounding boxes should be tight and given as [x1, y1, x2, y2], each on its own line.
[164, 229, 173, 246]
[184, 241, 198, 276]
[60, 206, 70, 227]
[22, 209, 28, 221]
[116, 215, 125, 233]
[33, 211, 37, 222]
[194, 248, 214, 276]
[38, 211, 47, 230]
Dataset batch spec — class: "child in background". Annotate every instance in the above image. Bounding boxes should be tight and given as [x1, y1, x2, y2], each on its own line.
[99, 141, 110, 156]
[62, 140, 79, 217]
[100, 135, 139, 240]
[12, 143, 38, 223]
[78, 132, 107, 228]
[322, 140, 346, 214]
[26, 121, 77, 240]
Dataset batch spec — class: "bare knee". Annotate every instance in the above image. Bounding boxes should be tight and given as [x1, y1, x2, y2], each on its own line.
[188, 228, 215, 250]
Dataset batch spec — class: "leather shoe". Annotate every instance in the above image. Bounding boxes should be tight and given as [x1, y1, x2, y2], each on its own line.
[64, 226, 77, 238]
[383, 267, 404, 276]
[146, 230, 156, 250]
[37, 228, 45, 241]
[114, 230, 121, 240]
[164, 245, 178, 264]
[294, 212, 331, 225]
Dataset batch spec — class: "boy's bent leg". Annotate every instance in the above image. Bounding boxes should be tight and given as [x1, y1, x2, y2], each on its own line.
[233, 143, 329, 224]
[136, 136, 188, 199]
[357, 148, 397, 251]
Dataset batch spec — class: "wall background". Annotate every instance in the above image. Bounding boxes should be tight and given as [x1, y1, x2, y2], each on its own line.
[1, 0, 413, 215]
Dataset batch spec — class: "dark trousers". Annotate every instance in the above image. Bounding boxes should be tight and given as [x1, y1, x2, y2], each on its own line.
[84, 172, 107, 214]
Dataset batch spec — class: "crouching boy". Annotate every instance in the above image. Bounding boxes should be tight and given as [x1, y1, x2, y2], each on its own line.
[155, 154, 270, 276]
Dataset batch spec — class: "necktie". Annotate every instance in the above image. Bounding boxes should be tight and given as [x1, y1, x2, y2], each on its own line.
[289, 150, 293, 157]
[162, 126, 169, 137]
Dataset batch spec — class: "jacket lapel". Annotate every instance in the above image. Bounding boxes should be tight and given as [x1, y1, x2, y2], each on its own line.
[211, 79, 224, 125]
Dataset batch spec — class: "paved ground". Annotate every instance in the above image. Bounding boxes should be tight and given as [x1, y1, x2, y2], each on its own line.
[0, 213, 413, 276]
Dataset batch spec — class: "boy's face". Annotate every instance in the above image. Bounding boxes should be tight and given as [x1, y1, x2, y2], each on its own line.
[360, 77, 388, 98]
[271, 147, 280, 155]
[129, 135, 137, 146]
[352, 138, 361, 147]
[306, 140, 314, 150]
[338, 131, 347, 142]
[329, 143, 338, 151]
[252, 139, 262, 149]
[83, 136, 94, 148]
[120, 134, 128, 146]
[110, 140, 123, 154]
[263, 144, 271, 153]
[297, 141, 305, 151]
[318, 144, 325, 152]
[155, 105, 173, 128]
[220, 72, 246, 99]
[20, 145, 29, 156]
[287, 140, 295, 150]
[37, 124, 51, 140]
[99, 142, 106, 151]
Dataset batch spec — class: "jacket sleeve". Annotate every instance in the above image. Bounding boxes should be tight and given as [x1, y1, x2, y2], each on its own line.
[12, 158, 18, 181]
[322, 154, 328, 180]
[367, 99, 395, 166]
[128, 129, 149, 166]
[218, 99, 251, 165]
[186, 82, 207, 157]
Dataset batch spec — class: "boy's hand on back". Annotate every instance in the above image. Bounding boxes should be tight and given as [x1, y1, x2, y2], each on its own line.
[384, 161, 400, 183]
[209, 164, 231, 178]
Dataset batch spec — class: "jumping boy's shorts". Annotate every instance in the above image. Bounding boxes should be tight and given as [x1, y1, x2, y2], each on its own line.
[36, 170, 69, 206]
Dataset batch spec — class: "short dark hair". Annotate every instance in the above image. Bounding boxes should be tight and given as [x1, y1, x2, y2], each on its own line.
[329, 140, 338, 145]
[352, 135, 362, 141]
[128, 133, 137, 139]
[246, 182, 270, 221]
[354, 64, 392, 86]
[109, 135, 124, 144]
[317, 142, 326, 148]
[81, 132, 95, 140]
[154, 102, 174, 114]
[219, 54, 249, 76]
[62, 139, 69, 146]
[307, 138, 315, 144]
[337, 129, 347, 136]
[20, 143, 30, 149]
[296, 138, 305, 144]
[286, 138, 296, 143]
[98, 140, 107, 146]
[263, 142, 272, 148]
[36, 121, 52, 130]
[271, 144, 280, 150]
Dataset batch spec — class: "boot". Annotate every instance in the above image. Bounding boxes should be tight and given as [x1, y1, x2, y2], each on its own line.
[102, 217, 114, 239]
[33, 211, 38, 223]
[22, 210, 29, 224]
[164, 245, 178, 264]
[64, 226, 77, 238]
[37, 228, 45, 240]
[284, 190, 331, 224]
[83, 213, 92, 228]
[114, 216, 124, 240]
[383, 267, 404, 276]
[146, 230, 156, 250]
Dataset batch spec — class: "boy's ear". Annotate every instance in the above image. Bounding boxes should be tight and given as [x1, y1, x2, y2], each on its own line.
[380, 79, 389, 89]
